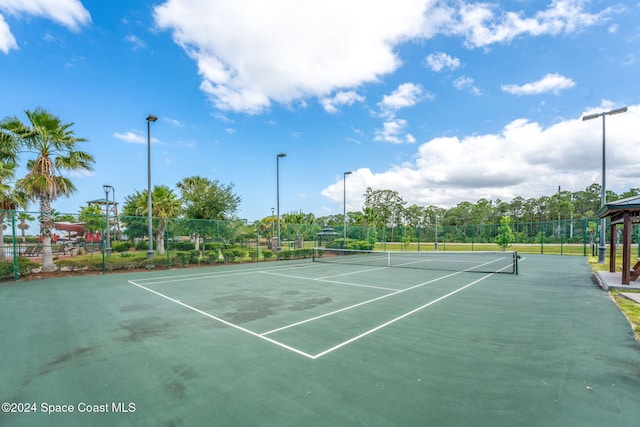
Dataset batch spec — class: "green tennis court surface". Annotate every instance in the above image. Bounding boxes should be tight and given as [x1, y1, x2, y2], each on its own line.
[1, 254, 639, 426]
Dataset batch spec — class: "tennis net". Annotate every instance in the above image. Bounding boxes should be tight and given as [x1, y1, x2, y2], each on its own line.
[312, 248, 518, 274]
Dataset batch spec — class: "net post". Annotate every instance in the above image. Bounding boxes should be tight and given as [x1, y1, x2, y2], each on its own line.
[514, 251, 519, 275]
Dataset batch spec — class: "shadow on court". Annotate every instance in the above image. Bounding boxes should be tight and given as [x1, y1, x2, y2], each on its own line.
[1, 254, 639, 426]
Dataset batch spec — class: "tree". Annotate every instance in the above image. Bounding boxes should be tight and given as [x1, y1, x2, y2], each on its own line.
[495, 216, 514, 251]
[78, 204, 103, 234]
[17, 212, 35, 243]
[0, 129, 28, 259]
[123, 185, 181, 254]
[1, 108, 94, 271]
[363, 188, 405, 241]
[176, 176, 241, 250]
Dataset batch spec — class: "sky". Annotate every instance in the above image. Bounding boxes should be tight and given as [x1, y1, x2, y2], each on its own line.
[0, 0, 639, 222]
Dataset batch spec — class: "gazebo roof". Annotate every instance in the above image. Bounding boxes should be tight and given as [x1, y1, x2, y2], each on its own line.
[596, 194, 640, 222]
[86, 198, 118, 205]
[316, 227, 339, 236]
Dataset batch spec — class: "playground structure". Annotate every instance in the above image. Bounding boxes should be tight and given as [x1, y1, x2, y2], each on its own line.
[86, 197, 121, 240]
[50, 198, 121, 243]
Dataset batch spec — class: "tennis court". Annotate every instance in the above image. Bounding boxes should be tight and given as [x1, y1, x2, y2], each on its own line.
[1, 253, 639, 426]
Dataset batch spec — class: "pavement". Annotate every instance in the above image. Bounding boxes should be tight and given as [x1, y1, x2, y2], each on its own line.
[596, 270, 640, 292]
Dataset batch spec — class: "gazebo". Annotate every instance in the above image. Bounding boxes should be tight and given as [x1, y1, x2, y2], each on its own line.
[316, 227, 339, 248]
[596, 195, 640, 285]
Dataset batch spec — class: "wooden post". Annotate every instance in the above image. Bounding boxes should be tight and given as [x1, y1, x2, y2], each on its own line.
[622, 212, 631, 285]
[609, 221, 617, 273]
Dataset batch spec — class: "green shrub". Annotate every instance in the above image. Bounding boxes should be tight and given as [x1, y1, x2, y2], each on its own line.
[135, 240, 155, 251]
[169, 241, 195, 251]
[118, 252, 136, 258]
[204, 250, 219, 264]
[111, 241, 132, 252]
[189, 250, 201, 264]
[172, 251, 191, 267]
[0, 258, 39, 280]
[262, 250, 273, 260]
[222, 247, 246, 263]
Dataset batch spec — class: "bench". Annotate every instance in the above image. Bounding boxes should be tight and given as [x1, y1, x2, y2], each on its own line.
[631, 258, 640, 281]
[21, 246, 42, 257]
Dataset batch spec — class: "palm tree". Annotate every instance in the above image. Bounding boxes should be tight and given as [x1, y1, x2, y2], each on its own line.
[1, 108, 94, 272]
[126, 185, 181, 255]
[17, 212, 35, 243]
[0, 129, 28, 260]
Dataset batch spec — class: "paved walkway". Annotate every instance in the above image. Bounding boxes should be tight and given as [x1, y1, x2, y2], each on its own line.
[619, 292, 640, 303]
[596, 271, 640, 291]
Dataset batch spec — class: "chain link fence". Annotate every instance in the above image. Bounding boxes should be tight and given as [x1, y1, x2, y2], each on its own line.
[0, 210, 634, 281]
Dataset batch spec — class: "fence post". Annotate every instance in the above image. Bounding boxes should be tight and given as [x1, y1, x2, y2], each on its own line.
[583, 218, 587, 256]
[12, 210, 18, 281]
[166, 228, 170, 269]
[101, 218, 105, 274]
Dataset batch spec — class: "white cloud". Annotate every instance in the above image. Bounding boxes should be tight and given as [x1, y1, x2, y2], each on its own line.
[0, 0, 91, 30]
[453, 75, 481, 95]
[154, 0, 429, 114]
[424, 51, 461, 72]
[323, 103, 640, 210]
[0, 14, 16, 53]
[152, 1, 616, 113]
[320, 90, 365, 114]
[374, 119, 415, 145]
[378, 82, 429, 118]
[502, 73, 575, 95]
[125, 34, 147, 50]
[0, 0, 91, 54]
[114, 131, 158, 144]
[164, 117, 185, 127]
[434, 0, 618, 48]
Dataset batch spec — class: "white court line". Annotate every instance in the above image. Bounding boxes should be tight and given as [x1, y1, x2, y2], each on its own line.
[132, 262, 318, 285]
[127, 259, 519, 360]
[311, 272, 495, 359]
[127, 279, 316, 359]
[261, 270, 462, 336]
[259, 270, 398, 292]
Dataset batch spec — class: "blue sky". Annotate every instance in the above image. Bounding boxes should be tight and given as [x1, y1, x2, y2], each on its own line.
[1, 0, 639, 222]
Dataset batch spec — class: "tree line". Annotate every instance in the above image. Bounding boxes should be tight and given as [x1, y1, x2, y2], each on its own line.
[280, 185, 639, 231]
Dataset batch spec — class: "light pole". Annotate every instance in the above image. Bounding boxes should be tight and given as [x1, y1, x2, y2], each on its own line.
[276, 153, 286, 251]
[103, 184, 113, 255]
[582, 106, 628, 263]
[146, 114, 157, 259]
[343, 171, 352, 247]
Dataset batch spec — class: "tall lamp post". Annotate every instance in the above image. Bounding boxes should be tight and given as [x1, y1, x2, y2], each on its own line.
[343, 171, 352, 247]
[103, 185, 113, 255]
[146, 114, 157, 259]
[582, 106, 628, 263]
[276, 153, 286, 251]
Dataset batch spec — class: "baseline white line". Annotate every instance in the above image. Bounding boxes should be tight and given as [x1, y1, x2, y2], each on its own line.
[127, 280, 316, 359]
[261, 270, 462, 335]
[311, 272, 495, 359]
